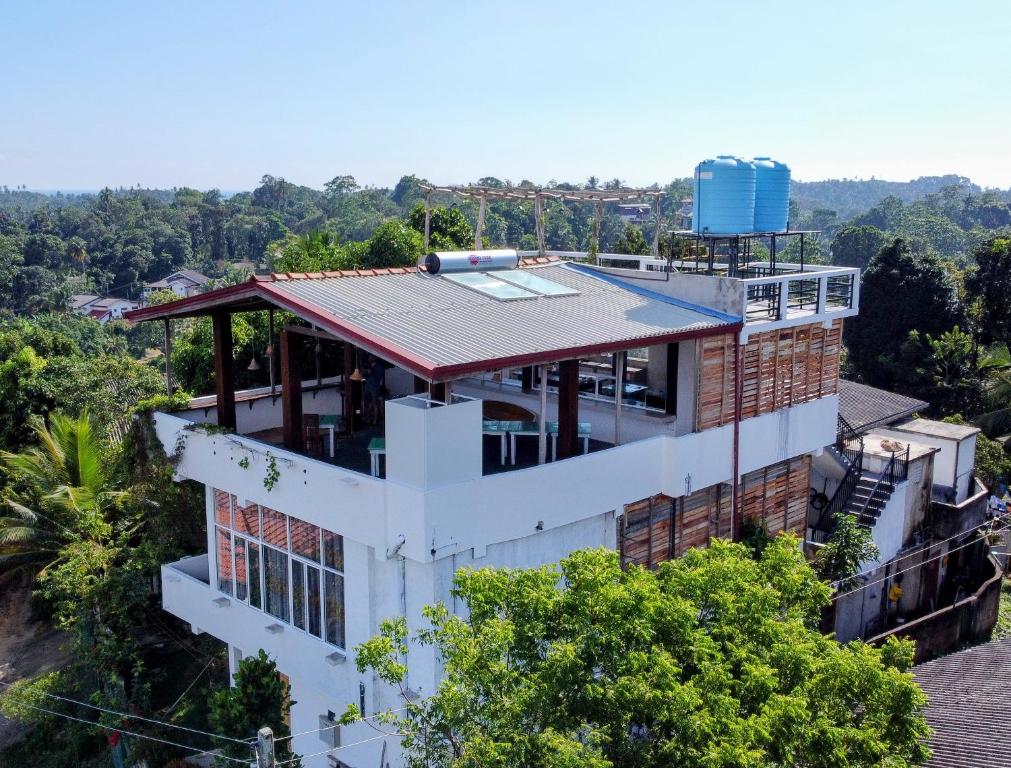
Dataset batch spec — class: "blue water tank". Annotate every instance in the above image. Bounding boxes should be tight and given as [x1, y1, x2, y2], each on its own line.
[691, 156, 756, 234]
[752, 157, 791, 232]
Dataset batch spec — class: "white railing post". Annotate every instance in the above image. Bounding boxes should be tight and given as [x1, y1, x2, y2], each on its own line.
[817, 274, 829, 315]
[777, 278, 788, 321]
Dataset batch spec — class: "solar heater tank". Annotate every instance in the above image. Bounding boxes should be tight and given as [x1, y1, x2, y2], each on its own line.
[424, 249, 519, 275]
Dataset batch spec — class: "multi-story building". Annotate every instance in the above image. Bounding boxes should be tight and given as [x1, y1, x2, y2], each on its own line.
[128, 250, 861, 767]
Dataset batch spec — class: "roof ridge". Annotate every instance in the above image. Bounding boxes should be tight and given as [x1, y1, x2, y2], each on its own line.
[253, 257, 557, 283]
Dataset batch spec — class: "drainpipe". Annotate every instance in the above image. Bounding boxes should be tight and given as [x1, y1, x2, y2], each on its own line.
[731, 327, 743, 540]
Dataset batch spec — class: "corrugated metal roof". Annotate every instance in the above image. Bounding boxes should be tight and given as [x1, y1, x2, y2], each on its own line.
[838, 380, 928, 434]
[913, 637, 1011, 768]
[269, 264, 739, 377]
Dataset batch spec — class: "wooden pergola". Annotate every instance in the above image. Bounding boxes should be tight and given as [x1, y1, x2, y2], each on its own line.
[419, 183, 666, 258]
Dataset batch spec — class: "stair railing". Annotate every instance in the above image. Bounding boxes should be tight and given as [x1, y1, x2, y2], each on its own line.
[818, 416, 865, 531]
[855, 450, 900, 522]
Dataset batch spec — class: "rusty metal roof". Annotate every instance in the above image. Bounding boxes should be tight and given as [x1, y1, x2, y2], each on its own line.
[128, 262, 741, 381]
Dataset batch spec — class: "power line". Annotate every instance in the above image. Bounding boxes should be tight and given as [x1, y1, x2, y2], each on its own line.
[276, 705, 410, 743]
[276, 731, 402, 766]
[5, 700, 254, 765]
[828, 512, 1010, 590]
[0, 679, 253, 746]
[831, 519, 1009, 603]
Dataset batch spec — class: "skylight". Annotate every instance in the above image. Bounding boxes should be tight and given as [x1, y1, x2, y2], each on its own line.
[493, 269, 580, 296]
[443, 272, 537, 301]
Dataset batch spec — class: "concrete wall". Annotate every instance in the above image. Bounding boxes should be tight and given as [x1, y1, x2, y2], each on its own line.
[867, 555, 1003, 663]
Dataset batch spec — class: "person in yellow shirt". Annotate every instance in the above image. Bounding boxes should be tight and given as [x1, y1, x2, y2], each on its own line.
[887, 574, 904, 625]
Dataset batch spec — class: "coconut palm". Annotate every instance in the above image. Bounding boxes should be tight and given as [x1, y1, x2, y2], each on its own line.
[0, 412, 122, 578]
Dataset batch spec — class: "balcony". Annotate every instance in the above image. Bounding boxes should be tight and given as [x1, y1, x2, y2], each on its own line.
[524, 251, 859, 337]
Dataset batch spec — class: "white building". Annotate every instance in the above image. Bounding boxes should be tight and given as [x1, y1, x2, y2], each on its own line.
[143, 268, 210, 302]
[129, 250, 860, 767]
[69, 294, 140, 323]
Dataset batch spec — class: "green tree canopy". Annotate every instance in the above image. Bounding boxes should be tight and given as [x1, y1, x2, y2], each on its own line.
[407, 204, 473, 251]
[965, 234, 1011, 345]
[209, 650, 300, 766]
[845, 238, 962, 389]
[347, 541, 930, 768]
[830, 225, 890, 270]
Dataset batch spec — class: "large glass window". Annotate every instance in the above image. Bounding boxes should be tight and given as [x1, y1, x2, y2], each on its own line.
[264, 545, 290, 622]
[292, 561, 307, 631]
[324, 571, 345, 648]
[212, 490, 345, 648]
[306, 565, 322, 639]
[248, 542, 262, 610]
[323, 530, 344, 572]
[215, 527, 233, 594]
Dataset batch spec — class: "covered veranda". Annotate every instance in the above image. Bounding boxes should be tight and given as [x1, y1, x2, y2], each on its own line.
[126, 260, 741, 479]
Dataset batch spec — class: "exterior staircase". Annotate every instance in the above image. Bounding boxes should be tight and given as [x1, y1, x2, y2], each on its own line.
[844, 474, 896, 528]
[816, 416, 908, 534]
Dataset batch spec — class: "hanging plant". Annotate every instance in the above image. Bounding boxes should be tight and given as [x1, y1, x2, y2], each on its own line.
[263, 454, 280, 491]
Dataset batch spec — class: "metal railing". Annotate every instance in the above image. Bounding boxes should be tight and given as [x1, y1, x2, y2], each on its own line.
[817, 415, 865, 531]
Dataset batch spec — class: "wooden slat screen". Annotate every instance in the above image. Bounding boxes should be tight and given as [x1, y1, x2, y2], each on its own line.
[740, 455, 811, 536]
[695, 319, 843, 430]
[619, 484, 732, 568]
[618, 456, 811, 568]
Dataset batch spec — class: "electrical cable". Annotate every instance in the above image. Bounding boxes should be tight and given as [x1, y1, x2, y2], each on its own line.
[830, 519, 1009, 603]
[275, 705, 410, 743]
[828, 511, 1010, 589]
[0, 679, 253, 746]
[4, 700, 254, 765]
[275, 731, 402, 766]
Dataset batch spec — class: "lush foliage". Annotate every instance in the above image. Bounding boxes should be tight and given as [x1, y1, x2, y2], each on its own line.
[813, 513, 881, 588]
[845, 239, 962, 390]
[209, 650, 300, 766]
[346, 542, 930, 768]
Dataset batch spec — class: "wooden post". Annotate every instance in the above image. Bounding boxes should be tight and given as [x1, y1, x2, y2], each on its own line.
[343, 342, 355, 435]
[423, 191, 432, 254]
[538, 365, 548, 465]
[651, 194, 661, 258]
[268, 308, 276, 396]
[430, 382, 447, 403]
[534, 193, 546, 256]
[665, 342, 679, 416]
[556, 359, 579, 460]
[614, 351, 625, 445]
[593, 200, 602, 264]
[212, 311, 236, 431]
[163, 318, 173, 395]
[475, 193, 486, 250]
[280, 330, 303, 451]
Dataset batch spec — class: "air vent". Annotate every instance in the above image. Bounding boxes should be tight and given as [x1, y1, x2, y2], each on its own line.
[319, 714, 340, 748]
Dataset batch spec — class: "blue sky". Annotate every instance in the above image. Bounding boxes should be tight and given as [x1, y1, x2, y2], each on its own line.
[3, 0, 1008, 190]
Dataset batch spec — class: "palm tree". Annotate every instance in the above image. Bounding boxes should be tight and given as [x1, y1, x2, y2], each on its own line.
[0, 412, 122, 578]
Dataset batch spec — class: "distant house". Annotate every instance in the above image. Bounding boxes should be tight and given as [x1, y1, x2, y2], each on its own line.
[616, 203, 652, 224]
[70, 294, 139, 324]
[143, 269, 210, 302]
